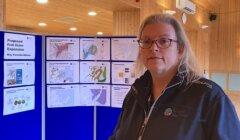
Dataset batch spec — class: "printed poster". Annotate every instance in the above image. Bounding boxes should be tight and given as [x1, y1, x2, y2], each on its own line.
[112, 62, 136, 85]
[79, 84, 110, 106]
[80, 38, 110, 60]
[3, 86, 35, 115]
[80, 61, 110, 83]
[4, 33, 35, 59]
[4, 61, 35, 87]
[47, 85, 80, 108]
[111, 85, 130, 108]
[111, 38, 138, 61]
[46, 37, 80, 60]
[46, 61, 80, 84]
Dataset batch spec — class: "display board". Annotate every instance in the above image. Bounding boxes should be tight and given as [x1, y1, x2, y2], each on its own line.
[45, 36, 138, 140]
[0, 31, 42, 140]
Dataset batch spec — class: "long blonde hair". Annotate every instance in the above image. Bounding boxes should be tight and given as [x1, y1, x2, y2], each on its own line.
[135, 13, 202, 85]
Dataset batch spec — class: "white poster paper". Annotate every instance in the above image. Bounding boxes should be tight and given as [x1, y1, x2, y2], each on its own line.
[46, 61, 80, 84]
[111, 38, 139, 61]
[4, 61, 35, 87]
[111, 85, 130, 108]
[80, 61, 110, 83]
[46, 37, 80, 60]
[3, 86, 35, 115]
[4, 33, 35, 59]
[47, 85, 80, 108]
[80, 38, 110, 60]
[79, 84, 110, 106]
[112, 62, 136, 85]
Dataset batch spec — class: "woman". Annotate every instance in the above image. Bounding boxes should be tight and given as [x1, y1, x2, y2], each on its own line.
[109, 13, 240, 140]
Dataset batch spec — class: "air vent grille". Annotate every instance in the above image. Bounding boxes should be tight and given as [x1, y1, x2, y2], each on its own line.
[54, 17, 81, 24]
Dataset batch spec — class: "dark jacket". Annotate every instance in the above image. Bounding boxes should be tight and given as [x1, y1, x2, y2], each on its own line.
[109, 68, 240, 140]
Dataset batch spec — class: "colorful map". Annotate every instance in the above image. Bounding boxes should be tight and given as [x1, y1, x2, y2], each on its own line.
[46, 37, 80, 60]
[80, 38, 110, 60]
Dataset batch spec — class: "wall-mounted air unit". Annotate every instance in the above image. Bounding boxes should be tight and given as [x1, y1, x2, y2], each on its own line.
[176, 0, 196, 14]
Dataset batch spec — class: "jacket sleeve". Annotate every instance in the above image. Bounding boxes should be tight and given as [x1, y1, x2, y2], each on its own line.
[205, 93, 240, 140]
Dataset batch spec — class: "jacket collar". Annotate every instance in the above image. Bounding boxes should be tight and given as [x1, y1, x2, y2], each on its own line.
[131, 64, 187, 108]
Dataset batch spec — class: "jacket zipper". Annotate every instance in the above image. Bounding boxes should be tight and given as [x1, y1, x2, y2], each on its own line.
[136, 81, 182, 140]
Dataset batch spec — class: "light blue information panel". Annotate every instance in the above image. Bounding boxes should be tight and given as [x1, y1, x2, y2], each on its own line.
[210, 73, 226, 90]
[229, 74, 240, 91]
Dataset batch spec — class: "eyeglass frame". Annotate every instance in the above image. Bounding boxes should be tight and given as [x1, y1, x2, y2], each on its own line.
[137, 38, 178, 49]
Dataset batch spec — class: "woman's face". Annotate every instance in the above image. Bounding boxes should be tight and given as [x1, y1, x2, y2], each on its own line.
[139, 23, 183, 74]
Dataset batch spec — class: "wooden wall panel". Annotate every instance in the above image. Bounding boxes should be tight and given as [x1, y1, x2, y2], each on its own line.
[227, 92, 240, 118]
[210, 0, 240, 73]
[209, 0, 240, 117]
[0, 0, 5, 29]
[113, 9, 140, 35]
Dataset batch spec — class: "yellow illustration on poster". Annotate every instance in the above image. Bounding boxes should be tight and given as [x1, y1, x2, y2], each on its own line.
[80, 61, 110, 83]
[46, 61, 80, 84]
[46, 37, 80, 60]
[4, 33, 35, 59]
[47, 84, 80, 108]
[4, 61, 35, 87]
[3, 86, 35, 115]
[111, 62, 136, 85]
[80, 38, 110, 60]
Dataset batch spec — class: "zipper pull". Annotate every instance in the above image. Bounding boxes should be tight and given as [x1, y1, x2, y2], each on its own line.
[138, 124, 146, 140]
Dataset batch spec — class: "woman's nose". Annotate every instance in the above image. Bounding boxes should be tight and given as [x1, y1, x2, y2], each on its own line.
[149, 41, 159, 52]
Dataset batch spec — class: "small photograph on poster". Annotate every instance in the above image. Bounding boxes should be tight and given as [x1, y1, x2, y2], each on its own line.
[3, 86, 35, 115]
[4, 61, 35, 87]
[47, 84, 80, 108]
[111, 85, 130, 108]
[111, 38, 139, 61]
[46, 37, 80, 60]
[79, 84, 110, 106]
[80, 61, 110, 83]
[4, 33, 35, 59]
[46, 61, 79, 84]
[112, 62, 136, 85]
[80, 38, 110, 60]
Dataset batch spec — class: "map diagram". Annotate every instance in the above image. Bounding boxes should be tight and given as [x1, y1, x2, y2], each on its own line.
[46, 37, 80, 60]
[112, 62, 136, 85]
[47, 85, 80, 108]
[111, 38, 139, 61]
[47, 61, 79, 84]
[80, 62, 110, 83]
[4, 61, 35, 87]
[79, 84, 110, 106]
[80, 38, 110, 60]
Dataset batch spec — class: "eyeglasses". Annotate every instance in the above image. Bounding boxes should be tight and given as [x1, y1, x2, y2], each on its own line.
[137, 38, 178, 49]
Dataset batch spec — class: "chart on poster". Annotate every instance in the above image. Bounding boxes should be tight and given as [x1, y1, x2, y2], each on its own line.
[111, 85, 130, 108]
[79, 84, 110, 106]
[46, 37, 80, 60]
[46, 61, 80, 84]
[4, 61, 35, 87]
[47, 84, 80, 108]
[3, 85, 35, 115]
[80, 38, 110, 60]
[111, 38, 138, 61]
[80, 61, 110, 83]
[111, 62, 136, 85]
